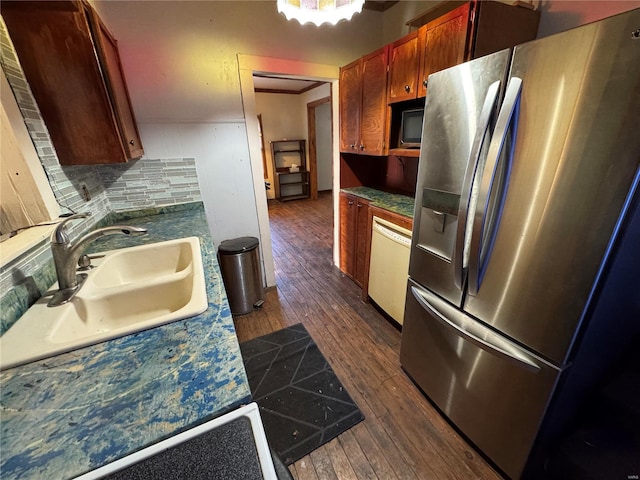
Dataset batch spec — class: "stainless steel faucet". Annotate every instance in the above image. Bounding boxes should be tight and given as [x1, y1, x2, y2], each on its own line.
[49, 213, 148, 306]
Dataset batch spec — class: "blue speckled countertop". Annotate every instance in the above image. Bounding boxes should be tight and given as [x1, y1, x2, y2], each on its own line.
[0, 205, 251, 480]
[341, 187, 415, 219]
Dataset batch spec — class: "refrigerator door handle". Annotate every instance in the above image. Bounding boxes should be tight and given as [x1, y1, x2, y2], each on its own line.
[454, 81, 501, 289]
[411, 284, 541, 372]
[469, 77, 523, 296]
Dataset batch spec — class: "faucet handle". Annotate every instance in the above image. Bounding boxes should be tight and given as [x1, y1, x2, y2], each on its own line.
[51, 213, 91, 244]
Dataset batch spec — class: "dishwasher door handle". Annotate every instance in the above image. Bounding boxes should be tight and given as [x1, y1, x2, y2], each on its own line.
[372, 216, 412, 247]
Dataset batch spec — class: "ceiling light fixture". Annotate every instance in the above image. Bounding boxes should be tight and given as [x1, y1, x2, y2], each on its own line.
[277, 0, 365, 27]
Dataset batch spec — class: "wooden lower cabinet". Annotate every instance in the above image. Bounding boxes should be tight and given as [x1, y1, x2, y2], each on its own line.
[339, 192, 370, 287]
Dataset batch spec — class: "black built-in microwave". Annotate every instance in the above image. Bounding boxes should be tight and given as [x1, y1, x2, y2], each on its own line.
[399, 108, 424, 148]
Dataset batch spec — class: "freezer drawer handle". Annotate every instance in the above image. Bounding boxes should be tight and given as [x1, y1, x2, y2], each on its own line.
[410, 285, 540, 372]
[454, 81, 501, 290]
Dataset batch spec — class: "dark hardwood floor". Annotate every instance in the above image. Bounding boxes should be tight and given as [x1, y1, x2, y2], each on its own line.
[233, 191, 502, 480]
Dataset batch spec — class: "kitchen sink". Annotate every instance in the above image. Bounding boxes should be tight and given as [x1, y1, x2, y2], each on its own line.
[89, 240, 194, 288]
[0, 237, 208, 370]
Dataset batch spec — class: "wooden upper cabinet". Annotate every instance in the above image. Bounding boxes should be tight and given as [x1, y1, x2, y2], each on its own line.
[339, 1, 539, 155]
[417, 3, 471, 97]
[471, 1, 541, 58]
[339, 47, 389, 156]
[88, 7, 144, 160]
[387, 32, 420, 104]
[339, 59, 362, 154]
[359, 48, 388, 155]
[1, 0, 143, 165]
[410, 1, 539, 98]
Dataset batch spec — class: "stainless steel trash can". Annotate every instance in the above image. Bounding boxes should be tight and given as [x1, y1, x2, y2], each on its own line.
[218, 236, 264, 315]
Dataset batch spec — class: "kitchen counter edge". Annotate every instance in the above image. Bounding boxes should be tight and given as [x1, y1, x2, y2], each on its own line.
[340, 187, 415, 219]
[0, 205, 251, 480]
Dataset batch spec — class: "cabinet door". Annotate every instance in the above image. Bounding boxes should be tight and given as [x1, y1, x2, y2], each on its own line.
[359, 47, 388, 156]
[2, 1, 125, 165]
[417, 2, 471, 97]
[339, 60, 362, 153]
[354, 198, 370, 286]
[339, 193, 356, 277]
[472, 1, 541, 59]
[388, 31, 420, 104]
[87, 6, 144, 160]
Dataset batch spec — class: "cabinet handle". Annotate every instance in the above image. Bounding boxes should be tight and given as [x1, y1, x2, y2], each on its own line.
[422, 79, 428, 88]
[360, 144, 365, 151]
[404, 85, 410, 93]
[350, 144, 356, 149]
[129, 140, 135, 146]
[348, 200, 354, 205]
[357, 203, 362, 208]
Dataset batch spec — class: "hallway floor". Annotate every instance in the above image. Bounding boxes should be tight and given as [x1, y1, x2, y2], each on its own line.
[233, 192, 502, 480]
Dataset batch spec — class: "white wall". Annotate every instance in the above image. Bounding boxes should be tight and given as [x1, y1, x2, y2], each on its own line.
[137, 122, 259, 246]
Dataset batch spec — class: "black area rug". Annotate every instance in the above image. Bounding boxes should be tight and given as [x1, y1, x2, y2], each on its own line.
[239, 323, 365, 465]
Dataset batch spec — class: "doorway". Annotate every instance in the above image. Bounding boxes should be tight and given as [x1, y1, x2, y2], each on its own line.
[253, 80, 331, 202]
[307, 96, 332, 199]
[238, 55, 340, 288]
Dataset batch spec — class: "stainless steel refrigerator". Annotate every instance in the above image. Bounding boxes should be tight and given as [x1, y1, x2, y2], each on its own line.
[400, 9, 640, 480]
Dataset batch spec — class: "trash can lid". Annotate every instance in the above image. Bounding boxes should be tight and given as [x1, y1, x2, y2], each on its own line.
[219, 236, 259, 254]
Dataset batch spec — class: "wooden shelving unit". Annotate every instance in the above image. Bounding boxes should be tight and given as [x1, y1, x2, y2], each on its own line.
[270, 139, 310, 201]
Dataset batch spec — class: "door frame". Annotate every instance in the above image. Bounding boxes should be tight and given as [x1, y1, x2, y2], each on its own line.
[257, 114, 268, 180]
[237, 55, 340, 287]
[307, 96, 331, 200]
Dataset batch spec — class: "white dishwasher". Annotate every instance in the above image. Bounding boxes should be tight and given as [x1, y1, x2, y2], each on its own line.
[368, 216, 412, 325]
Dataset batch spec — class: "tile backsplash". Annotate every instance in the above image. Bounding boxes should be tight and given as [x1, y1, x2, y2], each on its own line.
[1, 20, 203, 329]
[97, 157, 201, 212]
[1, 18, 111, 233]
